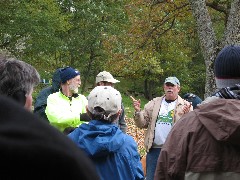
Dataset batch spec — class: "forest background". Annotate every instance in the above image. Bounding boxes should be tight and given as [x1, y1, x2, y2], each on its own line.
[1, 0, 239, 118]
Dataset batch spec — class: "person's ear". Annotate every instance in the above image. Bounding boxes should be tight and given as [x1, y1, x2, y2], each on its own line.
[177, 86, 180, 92]
[24, 93, 33, 111]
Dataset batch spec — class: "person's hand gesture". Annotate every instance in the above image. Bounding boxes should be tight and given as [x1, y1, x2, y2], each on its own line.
[130, 96, 141, 112]
[182, 102, 192, 113]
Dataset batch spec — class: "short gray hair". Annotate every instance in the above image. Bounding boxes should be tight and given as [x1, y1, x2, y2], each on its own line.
[0, 55, 40, 97]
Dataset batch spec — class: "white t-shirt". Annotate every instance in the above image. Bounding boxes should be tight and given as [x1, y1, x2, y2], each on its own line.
[153, 98, 176, 147]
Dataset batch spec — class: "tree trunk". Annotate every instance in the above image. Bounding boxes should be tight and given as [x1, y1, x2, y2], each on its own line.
[188, 0, 218, 98]
[144, 79, 149, 99]
[223, 0, 240, 46]
[189, 0, 240, 98]
[81, 48, 95, 93]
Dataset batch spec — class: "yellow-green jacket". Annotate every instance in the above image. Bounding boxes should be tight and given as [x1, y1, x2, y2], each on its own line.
[45, 91, 87, 132]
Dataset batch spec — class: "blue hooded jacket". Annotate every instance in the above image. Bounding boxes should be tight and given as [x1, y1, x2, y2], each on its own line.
[68, 120, 144, 180]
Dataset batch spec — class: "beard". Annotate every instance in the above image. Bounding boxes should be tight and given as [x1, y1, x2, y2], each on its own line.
[69, 84, 79, 94]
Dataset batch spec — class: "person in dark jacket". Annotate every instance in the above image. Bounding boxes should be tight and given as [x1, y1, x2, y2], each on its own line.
[154, 45, 240, 180]
[0, 55, 99, 179]
[183, 93, 202, 109]
[68, 86, 144, 180]
[34, 68, 62, 121]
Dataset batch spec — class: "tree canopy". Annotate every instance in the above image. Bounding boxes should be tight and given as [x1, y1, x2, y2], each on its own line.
[1, 0, 239, 99]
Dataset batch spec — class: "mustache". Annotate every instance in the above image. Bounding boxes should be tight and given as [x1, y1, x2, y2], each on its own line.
[166, 89, 173, 93]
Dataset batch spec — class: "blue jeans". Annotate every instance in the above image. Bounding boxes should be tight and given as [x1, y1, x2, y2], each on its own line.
[146, 148, 161, 180]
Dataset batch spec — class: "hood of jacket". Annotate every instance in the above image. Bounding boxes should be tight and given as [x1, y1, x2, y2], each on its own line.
[51, 68, 62, 92]
[195, 99, 240, 147]
[68, 120, 125, 158]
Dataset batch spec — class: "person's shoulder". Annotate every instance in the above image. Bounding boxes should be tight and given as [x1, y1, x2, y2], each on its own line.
[201, 96, 220, 105]
[118, 133, 140, 155]
[143, 96, 163, 109]
[47, 91, 61, 99]
[37, 86, 53, 96]
[178, 95, 191, 104]
[147, 96, 163, 103]
[77, 94, 88, 100]
[172, 110, 198, 132]
[122, 133, 138, 145]
[49, 91, 60, 96]
[200, 98, 240, 110]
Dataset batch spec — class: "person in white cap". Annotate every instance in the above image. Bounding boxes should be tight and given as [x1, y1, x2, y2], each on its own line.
[131, 76, 193, 180]
[68, 86, 144, 180]
[95, 71, 127, 133]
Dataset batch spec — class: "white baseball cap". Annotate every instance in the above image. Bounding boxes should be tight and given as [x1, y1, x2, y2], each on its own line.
[95, 71, 120, 84]
[88, 86, 122, 117]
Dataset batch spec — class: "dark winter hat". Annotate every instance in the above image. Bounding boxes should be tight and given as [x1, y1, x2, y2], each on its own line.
[60, 67, 80, 84]
[214, 45, 240, 88]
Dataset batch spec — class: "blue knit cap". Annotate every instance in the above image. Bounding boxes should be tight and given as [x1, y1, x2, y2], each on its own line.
[60, 67, 80, 84]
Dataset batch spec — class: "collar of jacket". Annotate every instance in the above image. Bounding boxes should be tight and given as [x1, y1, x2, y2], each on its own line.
[59, 90, 79, 100]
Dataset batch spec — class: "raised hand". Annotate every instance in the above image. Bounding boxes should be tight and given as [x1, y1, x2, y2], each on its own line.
[130, 96, 141, 112]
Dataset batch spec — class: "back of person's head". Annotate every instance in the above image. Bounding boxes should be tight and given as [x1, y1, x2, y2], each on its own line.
[0, 55, 40, 106]
[52, 68, 63, 92]
[183, 93, 202, 109]
[96, 71, 120, 85]
[214, 45, 240, 88]
[87, 86, 122, 122]
[60, 66, 80, 84]
[0, 95, 99, 179]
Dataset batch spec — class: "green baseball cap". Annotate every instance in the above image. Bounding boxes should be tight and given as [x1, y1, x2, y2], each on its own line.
[164, 77, 180, 86]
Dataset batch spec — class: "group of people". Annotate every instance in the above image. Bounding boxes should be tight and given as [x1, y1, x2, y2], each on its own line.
[0, 56, 138, 179]
[0, 56, 99, 179]
[34, 68, 127, 133]
[131, 45, 240, 180]
[0, 44, 240, 180]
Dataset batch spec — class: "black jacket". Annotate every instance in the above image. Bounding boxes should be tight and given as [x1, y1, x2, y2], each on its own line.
[34, 68, 62, 121]
[0, 95, 99, 179]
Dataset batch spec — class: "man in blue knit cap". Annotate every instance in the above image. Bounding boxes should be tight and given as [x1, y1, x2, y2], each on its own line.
[155, 45, 240, 180]
[46, 67, 88, 132]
